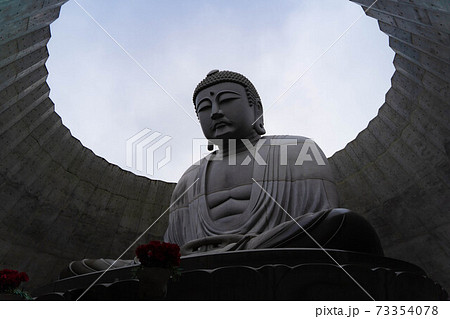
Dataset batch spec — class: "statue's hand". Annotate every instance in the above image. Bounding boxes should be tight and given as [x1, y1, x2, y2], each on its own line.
[181, 234, 245, 255]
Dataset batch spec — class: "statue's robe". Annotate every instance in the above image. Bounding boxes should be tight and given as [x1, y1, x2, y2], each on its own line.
[164, 135, 383, 255]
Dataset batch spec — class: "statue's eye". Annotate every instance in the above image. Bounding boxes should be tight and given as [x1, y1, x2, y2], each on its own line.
[197, 100, 211, 112]
[218, 92, 240, 104]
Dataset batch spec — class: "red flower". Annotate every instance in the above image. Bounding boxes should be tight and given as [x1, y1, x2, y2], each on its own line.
[0, 269, 29, 292]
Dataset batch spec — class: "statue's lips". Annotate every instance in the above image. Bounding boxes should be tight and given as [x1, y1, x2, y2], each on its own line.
[213, 121, 231, 129]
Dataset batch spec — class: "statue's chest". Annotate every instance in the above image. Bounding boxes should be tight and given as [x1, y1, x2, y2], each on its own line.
[205, 153, 255, 193]
[205, 154, 254, 220]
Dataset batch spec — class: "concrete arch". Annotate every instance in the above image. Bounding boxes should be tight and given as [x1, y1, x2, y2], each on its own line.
[0, 0, 449, 291]
[329, 0, 450, 291]
[0, 0, 175, 289]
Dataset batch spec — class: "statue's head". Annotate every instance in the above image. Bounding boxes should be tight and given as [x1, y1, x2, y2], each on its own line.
[193, 70, 266, 141]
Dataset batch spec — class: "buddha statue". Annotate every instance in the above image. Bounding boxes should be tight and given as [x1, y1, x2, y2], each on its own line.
[164, 70, 383, 256]
[61, 70, 383, 279]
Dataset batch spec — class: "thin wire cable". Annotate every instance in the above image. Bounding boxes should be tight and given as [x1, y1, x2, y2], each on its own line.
[252, 0, 380, 126]
[252, 178, 376, 301]
[76, 178, 199, 301]
[73, 0, 199, 125]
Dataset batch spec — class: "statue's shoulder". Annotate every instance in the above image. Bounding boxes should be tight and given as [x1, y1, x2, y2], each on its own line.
[263, 135, 333, 181]
[262, 135, 321, 154]
[174, 161, 202, 188]
[170, 157, 207, 204]
[263, 135, 310, 145]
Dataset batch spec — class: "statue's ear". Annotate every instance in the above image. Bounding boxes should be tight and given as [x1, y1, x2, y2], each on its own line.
[253, 100, 266, 135]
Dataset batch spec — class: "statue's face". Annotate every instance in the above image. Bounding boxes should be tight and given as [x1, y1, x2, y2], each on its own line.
[195, 82, 257, 140]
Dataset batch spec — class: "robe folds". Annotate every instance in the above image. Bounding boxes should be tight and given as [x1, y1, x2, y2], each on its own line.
[163, 135, 341, 251]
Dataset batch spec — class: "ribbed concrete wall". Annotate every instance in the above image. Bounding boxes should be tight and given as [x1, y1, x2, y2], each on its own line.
[0, 1, 175, 290]
[0, 0, 449, 292]
[330, 0, 450, 291]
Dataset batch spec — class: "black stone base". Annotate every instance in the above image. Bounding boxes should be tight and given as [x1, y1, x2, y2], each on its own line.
[34, 249, 448, 300]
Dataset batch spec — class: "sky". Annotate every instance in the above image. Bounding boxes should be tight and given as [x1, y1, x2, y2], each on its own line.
[46, 0, 394, 183]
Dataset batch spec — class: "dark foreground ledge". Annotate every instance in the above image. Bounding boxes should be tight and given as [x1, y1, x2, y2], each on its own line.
[34, 249, 448, 300]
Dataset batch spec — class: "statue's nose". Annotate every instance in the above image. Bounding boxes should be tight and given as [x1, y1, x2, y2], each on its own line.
[210, 102, 224, 120]
[211, 110, 224, 120]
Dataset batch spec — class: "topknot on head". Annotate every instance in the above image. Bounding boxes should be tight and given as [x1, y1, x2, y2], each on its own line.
[193, 70, 261, 109]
